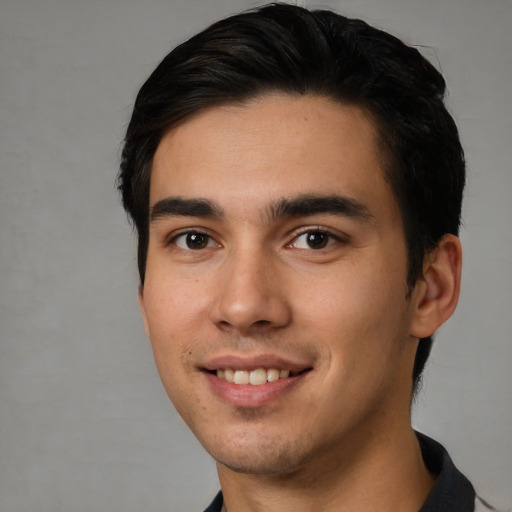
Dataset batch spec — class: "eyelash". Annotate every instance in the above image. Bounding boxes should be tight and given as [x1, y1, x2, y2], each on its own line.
[287, 227, 346, 251]
[167, 230, 220, 250]
[167, 227, 346, 252]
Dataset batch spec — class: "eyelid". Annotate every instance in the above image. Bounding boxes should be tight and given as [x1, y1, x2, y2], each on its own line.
[161, 225, 348, 250]
[286, 226, 349, 249]
[164, 228, 221, 249]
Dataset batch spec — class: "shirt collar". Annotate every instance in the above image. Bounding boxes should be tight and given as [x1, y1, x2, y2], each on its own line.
[417, 431, 475, 512]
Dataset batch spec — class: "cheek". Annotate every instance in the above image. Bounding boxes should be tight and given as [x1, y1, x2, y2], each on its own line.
[295, 256, 409, 365]
[296, 259, 402, 325]
[141, 278, 201, 380]
[143, 259, 209, 333]
[142, 290, 204, 423]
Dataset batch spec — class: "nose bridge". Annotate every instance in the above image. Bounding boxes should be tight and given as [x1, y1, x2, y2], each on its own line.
[210, 241, 290, 331]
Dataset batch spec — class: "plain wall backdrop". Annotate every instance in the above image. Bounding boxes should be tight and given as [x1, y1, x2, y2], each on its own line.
[1, 0, 511, 510]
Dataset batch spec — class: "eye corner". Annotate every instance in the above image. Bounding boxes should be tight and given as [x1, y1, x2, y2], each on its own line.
[289, 228, 347, 251]
[161, 228, 222, 252]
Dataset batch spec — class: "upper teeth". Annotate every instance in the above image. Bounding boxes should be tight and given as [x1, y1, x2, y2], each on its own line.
[216, 368, 290, 385]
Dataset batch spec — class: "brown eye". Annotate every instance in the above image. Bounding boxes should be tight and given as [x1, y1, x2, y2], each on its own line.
[306, 232, 328, 249]
[291, 230, 339, 250]
[174, 232, 215, 250]
[187, 233, 208, 249]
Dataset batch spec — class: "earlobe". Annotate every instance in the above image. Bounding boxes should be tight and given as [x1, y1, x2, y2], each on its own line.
[410, 234, 462, 339]
[138, 285, 151, 338]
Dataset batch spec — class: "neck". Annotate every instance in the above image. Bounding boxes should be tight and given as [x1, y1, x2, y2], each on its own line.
[218, 425, 433, 512]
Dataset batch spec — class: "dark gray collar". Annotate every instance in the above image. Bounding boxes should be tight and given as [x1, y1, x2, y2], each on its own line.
[418, 432, 475, 512]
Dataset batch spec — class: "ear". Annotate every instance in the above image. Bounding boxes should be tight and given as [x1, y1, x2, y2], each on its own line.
[138, 285, 151, 338]
[410, 234, 462, 339]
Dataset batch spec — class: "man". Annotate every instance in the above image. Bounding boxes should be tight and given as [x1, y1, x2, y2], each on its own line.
[118, 4, 494, 511]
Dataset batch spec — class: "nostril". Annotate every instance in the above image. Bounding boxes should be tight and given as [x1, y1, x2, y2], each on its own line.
[210, 285, 292, 331]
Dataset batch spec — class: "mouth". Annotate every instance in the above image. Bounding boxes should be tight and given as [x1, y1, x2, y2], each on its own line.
[211, 367, 309, 385]
[201, 356, 313, 407]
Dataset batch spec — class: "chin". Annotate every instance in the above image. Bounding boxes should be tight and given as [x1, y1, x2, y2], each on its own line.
[204, 430, 314, 476]
[217, 451, 304, 476]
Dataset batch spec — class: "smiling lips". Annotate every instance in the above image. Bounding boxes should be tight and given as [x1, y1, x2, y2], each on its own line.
[216, 368, 291, 385]
[205, 361, 311, 407]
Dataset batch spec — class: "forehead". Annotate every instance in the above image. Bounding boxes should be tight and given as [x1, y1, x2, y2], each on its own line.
[150, 94, 394, 216]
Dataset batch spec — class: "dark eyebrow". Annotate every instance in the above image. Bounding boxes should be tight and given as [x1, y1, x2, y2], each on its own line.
[267, 194, 374, 222]
[150, 197, 224, 222]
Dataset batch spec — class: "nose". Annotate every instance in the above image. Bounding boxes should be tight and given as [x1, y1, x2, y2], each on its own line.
[209, 248, 292, 334]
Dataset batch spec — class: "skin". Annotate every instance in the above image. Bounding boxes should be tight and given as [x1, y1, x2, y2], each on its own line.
[139, 94, 462, 512]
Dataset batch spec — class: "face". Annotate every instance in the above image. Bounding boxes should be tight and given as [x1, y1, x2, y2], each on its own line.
[140, 94, 422, 477]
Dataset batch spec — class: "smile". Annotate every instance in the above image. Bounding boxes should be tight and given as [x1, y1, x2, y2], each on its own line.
[216, 368, 291, 385]
[203, 355, 313, 406]
[206, 365, 311, 407]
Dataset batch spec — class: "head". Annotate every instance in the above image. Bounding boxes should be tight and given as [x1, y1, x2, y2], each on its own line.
[119, 4, 464, 398]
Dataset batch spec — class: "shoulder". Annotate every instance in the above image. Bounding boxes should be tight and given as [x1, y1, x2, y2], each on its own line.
[202, 491, 223, 512]
[417, 431, 503, 512]
[474, 496, 507, 512]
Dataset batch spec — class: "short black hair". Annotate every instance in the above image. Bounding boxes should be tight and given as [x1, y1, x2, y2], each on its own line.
[118, 3, 465, 390]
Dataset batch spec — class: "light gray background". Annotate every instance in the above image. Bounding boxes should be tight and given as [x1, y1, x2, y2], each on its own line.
[1, 0, 511, 511]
